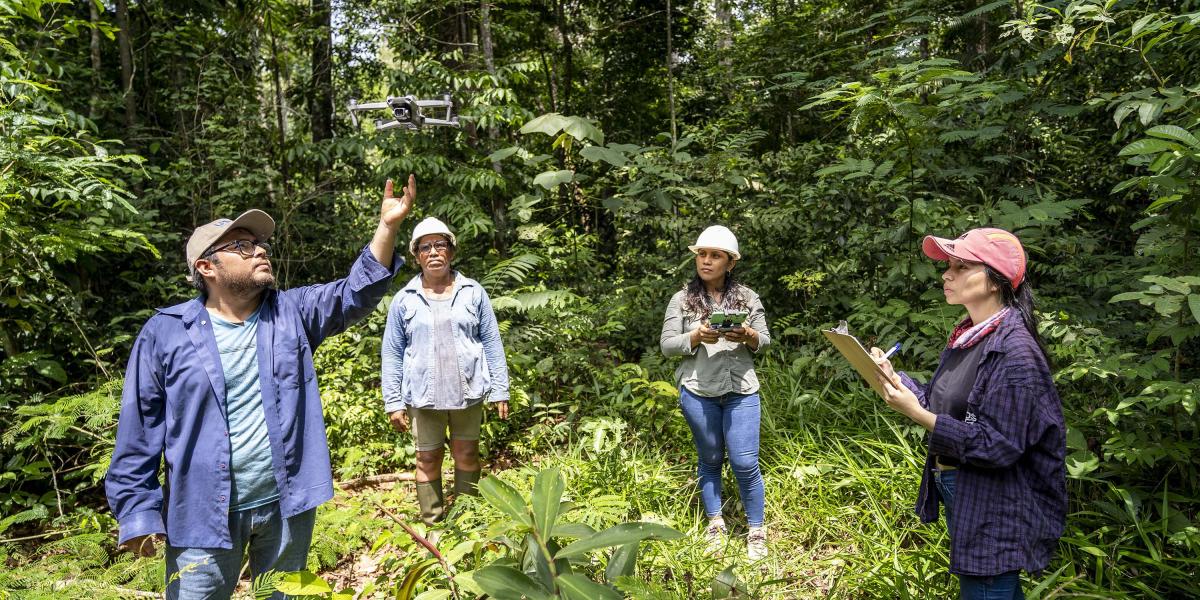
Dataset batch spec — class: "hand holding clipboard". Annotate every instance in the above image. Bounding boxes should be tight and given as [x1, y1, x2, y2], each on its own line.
[822, 321, 900, 397]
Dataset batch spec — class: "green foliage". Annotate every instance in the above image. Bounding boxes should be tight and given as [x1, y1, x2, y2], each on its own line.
[473, 467, 683, 598]
[0, 0, 155, 526]
[3, 0, 1200, 597]
[313, 309, 415, 479]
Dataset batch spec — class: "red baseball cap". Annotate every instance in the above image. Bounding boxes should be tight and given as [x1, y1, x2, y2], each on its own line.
[922, 227, 1026, 288]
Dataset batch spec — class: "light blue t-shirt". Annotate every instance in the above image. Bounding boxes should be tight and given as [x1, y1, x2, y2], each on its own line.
[211, 306, 280, 511]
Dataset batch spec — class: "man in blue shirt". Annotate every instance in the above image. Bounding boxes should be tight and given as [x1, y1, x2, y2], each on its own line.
[106, 176, 416, 599]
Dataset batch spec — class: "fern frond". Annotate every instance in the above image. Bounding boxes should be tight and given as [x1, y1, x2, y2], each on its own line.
[481, 253, 544, 289]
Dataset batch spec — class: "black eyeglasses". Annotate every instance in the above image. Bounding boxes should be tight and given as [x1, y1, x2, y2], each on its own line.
[204, 239, 271, 259]
[417, 240, 452, 255]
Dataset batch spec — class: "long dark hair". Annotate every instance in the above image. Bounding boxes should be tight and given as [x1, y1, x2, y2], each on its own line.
[682, 262, 748, 318]
[985, 266, 1048, 360]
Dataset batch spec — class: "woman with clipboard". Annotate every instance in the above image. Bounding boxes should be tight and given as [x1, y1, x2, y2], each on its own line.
[660, 225, 772, 560]
[870, 228, 1066, 600]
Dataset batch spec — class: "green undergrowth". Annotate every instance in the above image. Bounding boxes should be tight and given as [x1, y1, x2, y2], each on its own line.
[273, 393, 963, 599]
[3, 350, 1198, 598]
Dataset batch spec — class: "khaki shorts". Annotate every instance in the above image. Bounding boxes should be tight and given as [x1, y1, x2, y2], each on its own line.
[409, 403, 483, 451]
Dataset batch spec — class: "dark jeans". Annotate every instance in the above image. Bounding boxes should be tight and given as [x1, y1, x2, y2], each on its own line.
[935, 469, 1024, 600]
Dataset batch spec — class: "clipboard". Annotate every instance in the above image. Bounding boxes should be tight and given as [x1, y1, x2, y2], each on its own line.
[822, 323, 890, 397]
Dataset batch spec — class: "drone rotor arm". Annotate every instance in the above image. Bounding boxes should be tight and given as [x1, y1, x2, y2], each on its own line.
[351, 101, 390, 110]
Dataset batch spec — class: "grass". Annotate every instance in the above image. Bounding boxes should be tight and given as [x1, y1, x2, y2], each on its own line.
[348, 384, 963, 599]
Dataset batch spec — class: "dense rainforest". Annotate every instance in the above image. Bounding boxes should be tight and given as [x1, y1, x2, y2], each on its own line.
[1, 0, 1198, 597]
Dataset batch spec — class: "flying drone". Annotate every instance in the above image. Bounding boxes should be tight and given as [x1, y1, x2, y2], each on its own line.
[347, 93, 460, 131]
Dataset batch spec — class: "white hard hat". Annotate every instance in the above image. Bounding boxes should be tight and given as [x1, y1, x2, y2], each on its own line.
[409, 217, 457, 255]
[688, 225, 740, 260]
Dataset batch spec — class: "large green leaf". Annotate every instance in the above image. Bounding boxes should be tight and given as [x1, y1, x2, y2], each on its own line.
[487, 146, 521, 162]
[555, 522, 682, 559]
[413, 590, 452, 600]
[579, 145, 628, 167]
[520, 113, 568, 137]
[1118, 138, 1180, 156]
[525, 532, 566, 590]
[605, 542, 639, 582]
[1189, 294, 1200, 325]
[531, 467, 565, 537]
[1109, 291, 1146, 303]
[1146, 124, 1200, 149]
[274, 571, 332, 595]
[711, 566, 748, 598]
[533, 170, 574, 190]
[552, 522, 596, 538]
[473, 566, 553, 600]
[395, 558, 441, 600]
[562, 116, 604, 144]
[479, 476, 532, 526]
[558, 574, 623, 600]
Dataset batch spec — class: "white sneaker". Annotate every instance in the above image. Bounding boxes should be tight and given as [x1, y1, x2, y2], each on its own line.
[704, 518, 727, 554]
[747, 526, 767, 561]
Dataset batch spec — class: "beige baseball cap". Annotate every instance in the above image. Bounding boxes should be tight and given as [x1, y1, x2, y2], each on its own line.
[185, 209, 275, 280]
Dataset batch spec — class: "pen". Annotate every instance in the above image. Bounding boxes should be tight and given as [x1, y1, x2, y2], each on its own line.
[882, 342, 901, 360]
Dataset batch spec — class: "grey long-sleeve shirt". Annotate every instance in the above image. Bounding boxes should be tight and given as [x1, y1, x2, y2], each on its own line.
[659, 285, 771, 397]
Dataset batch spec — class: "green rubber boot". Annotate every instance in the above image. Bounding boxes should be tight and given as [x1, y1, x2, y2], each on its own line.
[416, 479, 445, 525]
[453, 469, 481, 497]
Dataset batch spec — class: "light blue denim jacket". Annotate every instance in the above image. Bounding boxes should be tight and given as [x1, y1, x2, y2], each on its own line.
[381, 273, 510, 412]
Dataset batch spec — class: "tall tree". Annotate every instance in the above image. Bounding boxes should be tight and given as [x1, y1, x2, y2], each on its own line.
[88, 0, 101, 119]
[115, 0, 135, 130]
[310, 0, 333, 142]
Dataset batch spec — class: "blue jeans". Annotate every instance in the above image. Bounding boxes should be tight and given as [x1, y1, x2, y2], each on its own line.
[679, 387, 765, 527]
[165, 502, 316, 600]
[935, 470, 1024, 600]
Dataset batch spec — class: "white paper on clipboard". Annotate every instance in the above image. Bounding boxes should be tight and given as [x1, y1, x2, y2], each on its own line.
[822, 326, 890, 397]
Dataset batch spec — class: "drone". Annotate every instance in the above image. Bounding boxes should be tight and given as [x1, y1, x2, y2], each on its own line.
[347, 93, 460, 131]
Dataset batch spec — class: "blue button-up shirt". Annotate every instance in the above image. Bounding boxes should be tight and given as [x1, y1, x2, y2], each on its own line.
[381, 273, 510, 413]
[105, 246, 402, 549]
[900, 315, 1067, 576]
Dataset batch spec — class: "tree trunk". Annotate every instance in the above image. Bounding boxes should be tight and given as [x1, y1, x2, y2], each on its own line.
[976, 7, 990, 68]
[667, 0, 676, 143]
[268, 8, 291, 196]
[88, 0, 101, 120]
[310, 0, 333, 143]
[554, 0, 573, 112]
[460, 1, 470, 52]
[714, 0, 732, 67]
[116, 0, 136, 131]
[479, 0, 496, 74]
[540, 50, 558, 112]
[479, 0, 508, 254]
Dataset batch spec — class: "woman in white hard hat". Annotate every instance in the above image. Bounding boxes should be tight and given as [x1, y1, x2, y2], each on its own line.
[381, 217, 510, 526]
[660, 225, 772, 560]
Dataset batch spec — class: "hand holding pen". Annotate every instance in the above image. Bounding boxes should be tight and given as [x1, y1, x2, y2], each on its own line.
[870, 342, 902, 383]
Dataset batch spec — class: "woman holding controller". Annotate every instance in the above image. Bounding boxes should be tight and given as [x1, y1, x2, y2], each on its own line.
[870, 228, 1066, 599]
[660, 225, 771, 561]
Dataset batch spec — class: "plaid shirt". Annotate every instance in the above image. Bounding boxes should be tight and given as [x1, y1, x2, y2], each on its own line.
[899, 316, 1066, 576]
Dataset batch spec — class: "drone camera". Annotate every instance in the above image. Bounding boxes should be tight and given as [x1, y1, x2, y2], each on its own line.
[388, 96, 416, 123]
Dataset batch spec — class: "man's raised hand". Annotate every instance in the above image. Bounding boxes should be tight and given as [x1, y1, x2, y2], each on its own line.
[381, 174, 416, 230]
